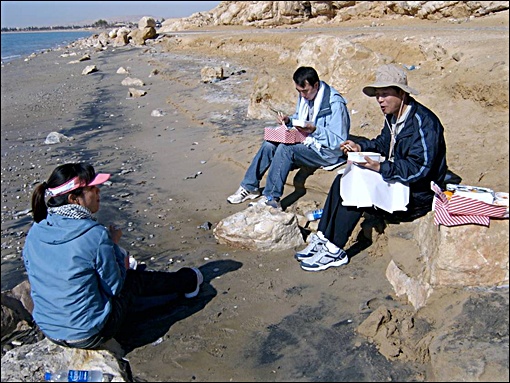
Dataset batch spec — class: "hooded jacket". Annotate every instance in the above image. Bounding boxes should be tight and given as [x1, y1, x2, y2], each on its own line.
[289, 81, 350, 161]
[357, 99, 447, 215]
[22, 213, 126, 341]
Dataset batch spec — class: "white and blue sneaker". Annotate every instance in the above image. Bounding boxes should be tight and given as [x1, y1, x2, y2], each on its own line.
[300, 247, 349, 272]
[294, 233, 326, 261]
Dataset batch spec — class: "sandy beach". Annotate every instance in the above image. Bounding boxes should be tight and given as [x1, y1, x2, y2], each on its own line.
[1, 12, 509, 382]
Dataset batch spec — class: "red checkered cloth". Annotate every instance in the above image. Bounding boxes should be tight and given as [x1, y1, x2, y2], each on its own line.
[431, 182, 508, 227]
[264, 124, 308, 144]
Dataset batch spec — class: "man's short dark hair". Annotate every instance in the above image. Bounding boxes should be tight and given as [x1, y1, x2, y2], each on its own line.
[293, 66, 320, 88]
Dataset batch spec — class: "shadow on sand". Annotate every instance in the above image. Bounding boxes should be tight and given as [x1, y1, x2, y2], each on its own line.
[113, 259, 242, 354]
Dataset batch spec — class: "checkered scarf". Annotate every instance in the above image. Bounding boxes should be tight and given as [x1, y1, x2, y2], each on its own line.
[48, 204, 95, 220]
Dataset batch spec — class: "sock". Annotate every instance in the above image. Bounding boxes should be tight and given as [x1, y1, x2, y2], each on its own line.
[316, 231, 327, 241]
[325, 241, 340, 254]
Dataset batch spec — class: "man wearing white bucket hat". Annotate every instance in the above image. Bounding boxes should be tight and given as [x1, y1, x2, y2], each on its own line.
[296, 64, 448, 272]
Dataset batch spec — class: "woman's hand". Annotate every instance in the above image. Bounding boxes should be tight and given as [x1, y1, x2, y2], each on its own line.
[109, 224, 122, 245]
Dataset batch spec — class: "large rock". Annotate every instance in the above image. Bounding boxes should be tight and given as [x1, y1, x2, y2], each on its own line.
[214, 205, 305, 251]
[1, 338, 130, 382]
[128, 27, 157, 46]
[385, 213, 509, 309]
[419, 217, 509, 287]
[138, 16, 156, 29]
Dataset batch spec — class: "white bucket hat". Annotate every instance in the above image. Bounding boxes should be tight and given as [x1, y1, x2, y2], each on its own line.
[363, 64, 419, 97]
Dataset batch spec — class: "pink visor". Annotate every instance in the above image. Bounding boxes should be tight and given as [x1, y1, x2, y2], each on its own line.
[45, 173, 111, 197]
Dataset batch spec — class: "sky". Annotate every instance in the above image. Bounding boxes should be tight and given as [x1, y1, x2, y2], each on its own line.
[1, 1, 221, 28]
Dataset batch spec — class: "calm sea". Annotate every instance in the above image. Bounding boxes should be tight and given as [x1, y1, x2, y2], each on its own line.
[1, 30, 95, 64]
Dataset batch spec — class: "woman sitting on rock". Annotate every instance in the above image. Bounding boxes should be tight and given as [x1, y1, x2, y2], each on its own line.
[22, 162, 203, 349]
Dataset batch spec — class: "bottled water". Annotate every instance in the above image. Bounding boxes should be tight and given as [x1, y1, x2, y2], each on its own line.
[305, 209, 323, 221]
[44, 369, 103, 382]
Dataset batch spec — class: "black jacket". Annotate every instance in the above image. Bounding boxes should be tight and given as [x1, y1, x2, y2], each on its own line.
[358, 99, 447, 217]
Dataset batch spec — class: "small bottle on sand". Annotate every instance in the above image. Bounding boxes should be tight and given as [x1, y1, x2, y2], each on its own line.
[305, 209, 323, 221]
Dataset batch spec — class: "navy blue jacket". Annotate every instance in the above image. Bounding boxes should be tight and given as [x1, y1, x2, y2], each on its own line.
[357, 99, 447, 216]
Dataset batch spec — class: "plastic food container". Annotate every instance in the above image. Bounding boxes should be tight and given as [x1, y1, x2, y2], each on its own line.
[494, 192, 509, 206]
[347, 152, 381, 163]
[291, 119, 310, 127]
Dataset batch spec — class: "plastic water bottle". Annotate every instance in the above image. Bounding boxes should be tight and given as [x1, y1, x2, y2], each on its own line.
[44, 369, 103, 382]
[305, 209, 323, 221]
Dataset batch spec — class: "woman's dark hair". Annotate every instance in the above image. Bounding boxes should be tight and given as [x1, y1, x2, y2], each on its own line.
[31, 163, 97, 223]
[293, 66, 320, 88]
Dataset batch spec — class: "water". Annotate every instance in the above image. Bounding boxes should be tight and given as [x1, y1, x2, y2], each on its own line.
[1, 31, 94, 64]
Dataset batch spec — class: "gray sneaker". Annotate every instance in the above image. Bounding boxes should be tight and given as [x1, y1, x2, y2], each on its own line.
[300, 247, 348, 272]
[249, 195, 281, 209]
[227, 186, 261, 204]
[294, 233, 326, 261]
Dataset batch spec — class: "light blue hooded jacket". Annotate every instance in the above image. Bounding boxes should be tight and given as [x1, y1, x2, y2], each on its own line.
[288, 80, 350, 161]
[22, 213, 126, 341]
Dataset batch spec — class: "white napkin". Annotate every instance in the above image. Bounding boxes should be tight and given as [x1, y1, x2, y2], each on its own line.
[340, 162, 409, 213]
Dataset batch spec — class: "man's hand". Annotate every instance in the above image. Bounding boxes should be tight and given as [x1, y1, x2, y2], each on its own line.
[340, 140, 360, 154]
[276, 112, 289, 125]
[358, 156, 381, 172]
[295, 122, 316, 135]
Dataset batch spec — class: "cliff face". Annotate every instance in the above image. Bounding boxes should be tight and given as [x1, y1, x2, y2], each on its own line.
[159, 1, 510, 31]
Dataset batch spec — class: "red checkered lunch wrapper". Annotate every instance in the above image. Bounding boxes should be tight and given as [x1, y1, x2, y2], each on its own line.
[264, 125, 308, 144]
[431, 182, 508, 227]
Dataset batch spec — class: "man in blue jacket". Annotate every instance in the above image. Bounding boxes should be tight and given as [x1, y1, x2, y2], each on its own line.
[296, 64, 447, 272]
[227, 66, 350, 209]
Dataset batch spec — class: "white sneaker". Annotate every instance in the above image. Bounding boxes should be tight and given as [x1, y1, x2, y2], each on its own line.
[227, 186, 261, 204]
[185, 267, 204, 298]
[300, 248, 348, 272]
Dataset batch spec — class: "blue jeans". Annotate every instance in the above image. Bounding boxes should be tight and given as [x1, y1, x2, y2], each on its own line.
[241, 141, 340, 199]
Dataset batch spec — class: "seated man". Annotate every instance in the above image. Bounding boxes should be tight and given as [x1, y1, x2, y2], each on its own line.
[296, 64, 448, 271]
[227, 66, 350, 209]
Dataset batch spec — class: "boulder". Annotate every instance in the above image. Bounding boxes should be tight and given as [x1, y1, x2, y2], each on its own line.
[384, 213, 509, 309]
[1, 338, 130, 382]
[200, 66, 224, 82]
[214, 205, 305, 251]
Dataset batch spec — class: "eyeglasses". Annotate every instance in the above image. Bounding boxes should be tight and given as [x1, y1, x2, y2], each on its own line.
[296, 85, 313, 95]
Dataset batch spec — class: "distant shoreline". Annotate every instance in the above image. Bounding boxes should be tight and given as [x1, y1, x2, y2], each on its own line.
[1, 28, 102, 34]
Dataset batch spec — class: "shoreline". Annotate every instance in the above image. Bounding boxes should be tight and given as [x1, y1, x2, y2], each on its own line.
[1, 28, 101, 34]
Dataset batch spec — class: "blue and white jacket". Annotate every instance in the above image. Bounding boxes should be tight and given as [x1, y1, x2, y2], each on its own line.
[22, 214, 126, 342]
[357, 99, 448, 214]
[289, 81, 350, 162]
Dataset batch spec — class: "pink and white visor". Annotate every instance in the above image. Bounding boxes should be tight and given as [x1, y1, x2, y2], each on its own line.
[45, 173, 111, 197]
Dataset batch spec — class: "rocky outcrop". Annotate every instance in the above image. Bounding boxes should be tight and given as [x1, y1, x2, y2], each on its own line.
[158, 1, 510, 31]
[384, 213, 509, 310]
